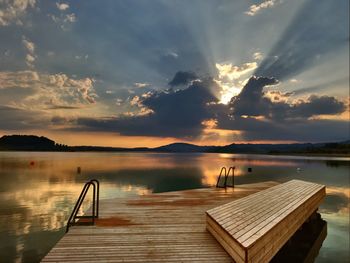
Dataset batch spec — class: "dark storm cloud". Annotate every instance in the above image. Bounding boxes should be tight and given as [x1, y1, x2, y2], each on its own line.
[168, 71, 198, 87]
[74, 74, 348, 142]
[291, 95, 346, 118]
[215, 76, 349, 142]
[232, 76, 278, 116]
[255, 0, 349, 80]
[77, 79, 220, 138]
[231, 76, 346, 120]
[218, 106, 349, 142]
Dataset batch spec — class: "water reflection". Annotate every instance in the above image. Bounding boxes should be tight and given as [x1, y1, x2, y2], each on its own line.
[272, 214, 327, 263]
[0, 152, 348, 262]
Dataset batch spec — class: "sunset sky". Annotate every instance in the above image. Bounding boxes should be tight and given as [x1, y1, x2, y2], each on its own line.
[0, 0, 349, 147]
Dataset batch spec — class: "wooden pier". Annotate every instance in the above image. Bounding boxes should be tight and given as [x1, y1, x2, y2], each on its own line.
[206, 180, 326, 263]
[42, 180, 325, 262]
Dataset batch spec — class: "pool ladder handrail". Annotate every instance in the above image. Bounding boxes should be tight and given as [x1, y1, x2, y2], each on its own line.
[66, 179, 99, 233]
[216, 166, 235, 188]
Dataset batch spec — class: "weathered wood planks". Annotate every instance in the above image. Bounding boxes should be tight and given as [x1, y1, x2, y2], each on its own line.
[206, 180, 326, 263]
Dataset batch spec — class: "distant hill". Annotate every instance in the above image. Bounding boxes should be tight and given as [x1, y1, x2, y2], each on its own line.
[153, 143, 214, 152]
[0, 135, 62, 151]
[154, 142, 350, 155]
[0, 134, 349, 155]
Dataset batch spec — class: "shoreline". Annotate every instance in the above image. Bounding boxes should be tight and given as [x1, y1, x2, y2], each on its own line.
[0, 149, 349, 158]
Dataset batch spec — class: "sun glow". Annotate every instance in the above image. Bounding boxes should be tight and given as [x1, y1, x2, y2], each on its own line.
[215, 62, 257, 104]
[216, 80, 242, 104]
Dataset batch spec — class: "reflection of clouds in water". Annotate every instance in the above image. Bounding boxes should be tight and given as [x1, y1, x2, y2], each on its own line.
[1, 183, 91, 234]
[219, 154, 300, 167]
[0, 182, 150, 234]
[200, 154, 301, 186]
[320, 187, 350, 221]
[322, 193, 348, 214]
[201, 166, 245, 186]
[317, 214, 349, 262]
[0, 181, 149, 262]
[319, 184, 350, 261]
[0, 152, 349, 262]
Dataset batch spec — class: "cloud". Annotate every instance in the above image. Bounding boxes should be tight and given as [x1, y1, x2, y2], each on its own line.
[253, 52, 263, 60]
[76, 78, 220, 138]
[0, 105, 47, 130]
[164, 50, 179, 59]
[255, 0, 349, 80]
[245, 0, 278, 16]
[64, 13, 76, 23]
[56, 2, 69, 11]
[231, 76, 279, 117]
[69, 70, 349, 142]
[229, 118, 349, 142]
[214, 75, 349, 142]
[168, 71, 198, 87]
[0, 0, 36, 26]
[214, 61, 259, 104]
[134, 82, 150, 88]
[22, 36, 36, 68]
[216, 62, 257, 81]
[48, 105, 81, 110]
[291, 95, 346, 119]
[264, 90, 293, 103]
[0, 70, 97, 110]
[48, 10, 76, 30]
[22, 37, 35, 53]
[231, 76, 346, 120]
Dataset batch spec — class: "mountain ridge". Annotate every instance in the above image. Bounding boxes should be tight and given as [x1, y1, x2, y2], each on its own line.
[0, 135, 349, 155]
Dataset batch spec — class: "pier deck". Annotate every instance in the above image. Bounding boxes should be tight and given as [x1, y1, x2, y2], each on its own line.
[42, 181, 278, 262]
[206, 180, 326, 263]
[42, 180, 325, 262]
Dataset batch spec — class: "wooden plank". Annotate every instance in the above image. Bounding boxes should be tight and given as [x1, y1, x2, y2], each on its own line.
[206, 215, 246, 262]
[42, 181, 278, 262]
[205, 180, 326, 263]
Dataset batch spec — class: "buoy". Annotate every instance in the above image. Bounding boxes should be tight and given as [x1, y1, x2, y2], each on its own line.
[77, 167, 81, 174]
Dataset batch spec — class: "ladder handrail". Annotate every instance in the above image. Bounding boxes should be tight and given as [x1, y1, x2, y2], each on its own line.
[66, 179, 99, 233]
[216, 167, 227, 188]
[216, 166, 235, 188]
[67, 183, 90, 228]
[226, 166, 235, 188]
[90, 179, 99, 218]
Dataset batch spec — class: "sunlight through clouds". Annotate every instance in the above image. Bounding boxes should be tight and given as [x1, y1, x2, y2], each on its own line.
[215, 62, 257, 104]
[0, 0, 348, 144]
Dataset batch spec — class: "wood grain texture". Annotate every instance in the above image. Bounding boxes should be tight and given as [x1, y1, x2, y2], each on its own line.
[206, 180, 326, 263]
[42, 181, 278, 262]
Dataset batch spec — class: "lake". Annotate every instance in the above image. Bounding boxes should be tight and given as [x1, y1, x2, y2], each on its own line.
[0, 152, 349, 263]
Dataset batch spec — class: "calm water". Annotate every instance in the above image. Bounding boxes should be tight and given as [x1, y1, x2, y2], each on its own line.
[0, 152, 349, 263]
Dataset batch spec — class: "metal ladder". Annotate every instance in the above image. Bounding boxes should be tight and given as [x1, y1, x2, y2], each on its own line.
[66, 179, 99, 233]
[216, 166, 235, 188]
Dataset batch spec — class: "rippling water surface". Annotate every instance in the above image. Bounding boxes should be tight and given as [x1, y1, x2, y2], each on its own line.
[0, 152, 349, 262]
